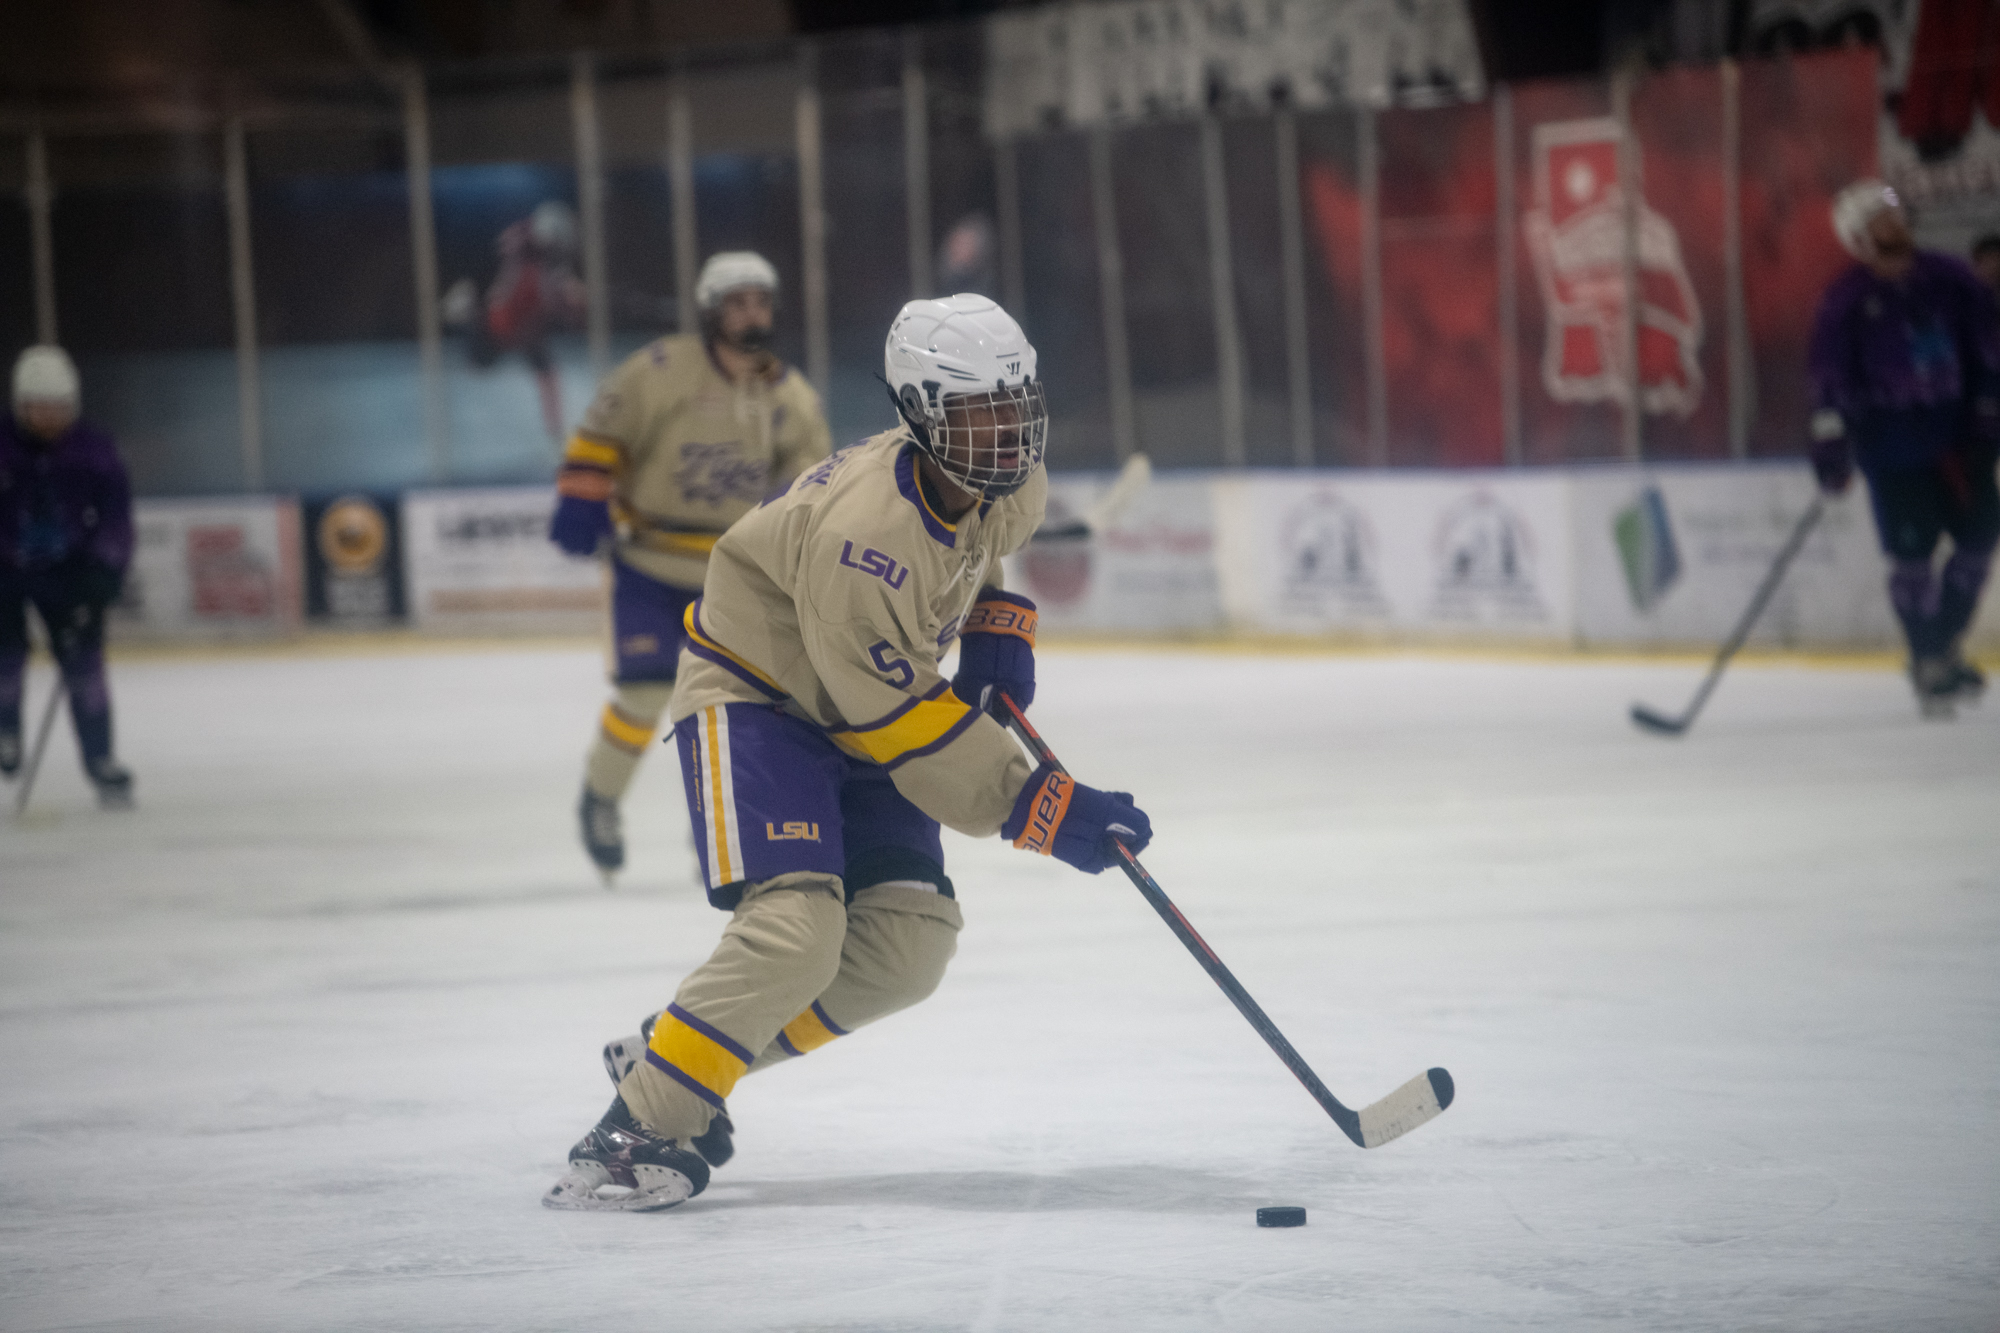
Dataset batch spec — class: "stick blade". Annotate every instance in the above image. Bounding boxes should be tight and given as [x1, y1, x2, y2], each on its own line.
[1354, 1067, 1454, 1148]
[1629, 703, 1688, 736]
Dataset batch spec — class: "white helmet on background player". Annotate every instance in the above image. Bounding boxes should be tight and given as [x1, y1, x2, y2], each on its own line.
[529, 201, 577, 256]
[696, 251, 780, 351]
[12, 345, 80, 411]
[695, 251, 780, 310]
[1832, 179, 1905, 260]
[884, 294, 1047, 498]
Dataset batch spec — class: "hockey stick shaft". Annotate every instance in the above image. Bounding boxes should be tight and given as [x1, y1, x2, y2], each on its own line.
[1636, 497, 1824, 733]
[996, 691, 1383, 1147]
[15, 672, 66, 817]
[1030, 453, 1151, 543]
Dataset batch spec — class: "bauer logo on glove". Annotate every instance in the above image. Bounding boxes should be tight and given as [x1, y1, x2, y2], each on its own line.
[954, 589, 1038, 714]
[1003, 763, 1151, 874]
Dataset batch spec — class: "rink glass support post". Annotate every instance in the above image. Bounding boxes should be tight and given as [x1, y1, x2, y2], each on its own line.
[403, 64, 449, 483]
[1089, 124, 1137, 463]
[1274, 106, 1314, 467]
[1494, 83, 1523, 467]
[223, 98, 266, 493]
[26, 124, 57, 345]
[903, 27, 933, 300]
[667, 61, 699, 338]
[1613, 67, 1644, 462]
[1722, 58, 1752, 461]
[994, 136, 1026, 323]
[1201, 113, 1247, 468]
[572, 51, 612, 380]
[1359, 106, 1387, 467]
[796, 42, 831, 398]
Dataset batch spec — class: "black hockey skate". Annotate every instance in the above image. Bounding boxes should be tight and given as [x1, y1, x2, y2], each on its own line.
[0, 727, 19, 778]
[602, 1012, 734, 1167]
[1909, 657, 1960, 720]
[578, 786, 624, 882]
[1946, 654, 1986, 703]
[543, 1096, 711, 1212]
[86, 756, 134, 808]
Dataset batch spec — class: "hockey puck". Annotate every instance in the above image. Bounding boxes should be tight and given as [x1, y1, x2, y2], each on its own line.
[1256, 1206, 1307, 1228]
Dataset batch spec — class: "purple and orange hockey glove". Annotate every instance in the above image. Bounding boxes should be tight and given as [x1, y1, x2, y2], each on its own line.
[1002, 762, 1151, 875]
[953, 589, 1037, 714]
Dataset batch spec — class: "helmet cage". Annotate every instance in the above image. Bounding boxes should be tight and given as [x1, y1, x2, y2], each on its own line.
[891, 378, 1048, 499]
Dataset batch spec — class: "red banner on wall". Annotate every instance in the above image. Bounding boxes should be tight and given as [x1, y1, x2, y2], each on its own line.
[1301, 49, 1876, 466]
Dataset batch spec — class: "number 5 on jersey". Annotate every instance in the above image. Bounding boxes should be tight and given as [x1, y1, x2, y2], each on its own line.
[868, 640, 915, 689]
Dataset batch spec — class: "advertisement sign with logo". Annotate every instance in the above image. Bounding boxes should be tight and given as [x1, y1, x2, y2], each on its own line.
[112, 497, 304, 638]
[1570, 465, 1913, 648]
[303, 494, 404, 624]
[1001, 472, 1221, 635]
[401, 487, 607, 633]
[1213, 472, 1576, 640]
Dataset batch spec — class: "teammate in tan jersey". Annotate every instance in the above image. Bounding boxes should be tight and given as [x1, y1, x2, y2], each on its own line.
[549, 252, 831, 881]
[545, 295, 1154, 1212]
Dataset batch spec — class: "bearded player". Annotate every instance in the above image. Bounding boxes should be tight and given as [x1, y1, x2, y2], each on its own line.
[1810, 180, 2000, 716]
[551, 252, 831, 881]
[543, 295, 1152, 1211]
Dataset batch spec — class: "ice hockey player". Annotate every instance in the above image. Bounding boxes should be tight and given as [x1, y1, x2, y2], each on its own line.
[550, 251, 831, 880]
[543, 295, 1152, 1211]
[443, 200, 587, 444]
[1810, 180, 2000, 717]
[0, 346, 135, 804]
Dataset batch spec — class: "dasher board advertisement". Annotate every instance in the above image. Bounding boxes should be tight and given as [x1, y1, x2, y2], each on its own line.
[1569, 465, 1987, 650]
[1002, 472, 1222, 634]
[401, 487, 606, 633]
[114, 496, 304, 638]
[1213, 471, 1578, 641]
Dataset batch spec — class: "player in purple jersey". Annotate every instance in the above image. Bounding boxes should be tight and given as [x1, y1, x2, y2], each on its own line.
[0, 347, 136, 803]
[1809, 180, 2000, 716]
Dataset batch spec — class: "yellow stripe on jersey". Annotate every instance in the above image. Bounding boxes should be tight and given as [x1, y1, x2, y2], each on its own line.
[629, 528, 721, 558]
[780, 1006, 843, 1055]
[599, 705, 654, 752]
[702, 707, 737, 884]
[563, 434, 624, 469]
[647, 1010, 750, 1103]
[683, 604, 787, 696]
[831, 692, 975, 766]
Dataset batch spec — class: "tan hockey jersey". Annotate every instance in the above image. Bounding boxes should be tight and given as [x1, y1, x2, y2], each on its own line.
[557, 333, 832, 589]
[671, 430, 1048, 838]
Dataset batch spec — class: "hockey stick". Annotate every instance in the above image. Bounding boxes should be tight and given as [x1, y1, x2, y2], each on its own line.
[1630, 496, 1825, 737]
[14, 673, 66, 818]
[1031, 452, 1152, 542]
[995, 691, 1454, 1149]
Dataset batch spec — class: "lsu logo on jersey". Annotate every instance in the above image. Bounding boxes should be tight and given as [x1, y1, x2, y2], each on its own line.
[765, 821, 821, 842]
[838, 541, 909, 590]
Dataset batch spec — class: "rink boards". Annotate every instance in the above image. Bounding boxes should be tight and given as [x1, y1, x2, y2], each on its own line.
[112, 462, 1993, 649]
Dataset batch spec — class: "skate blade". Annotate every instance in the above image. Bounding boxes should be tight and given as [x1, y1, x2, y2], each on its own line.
[542, 1162, 693, 1213]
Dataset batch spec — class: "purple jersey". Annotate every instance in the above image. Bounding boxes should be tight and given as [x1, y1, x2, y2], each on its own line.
[1809, 252, 2000, 472]
[0, 415, 134, 575]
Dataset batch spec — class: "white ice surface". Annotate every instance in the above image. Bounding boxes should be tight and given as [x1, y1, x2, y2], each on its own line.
[1, 645, 1996, 1332]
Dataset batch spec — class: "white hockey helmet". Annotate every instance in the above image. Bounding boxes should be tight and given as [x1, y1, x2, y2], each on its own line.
[529, 200, 577, 254]
[884, 294, 1047, 498]
[1832, 179, 1904, 259]
[12, 345, 80, 410]
[696, 251, 780, 310]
